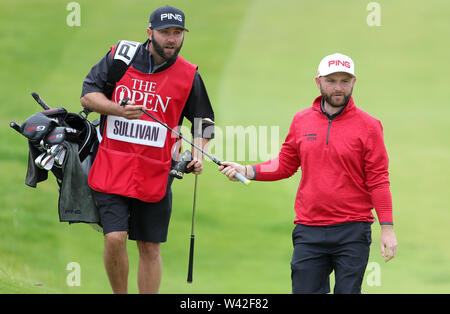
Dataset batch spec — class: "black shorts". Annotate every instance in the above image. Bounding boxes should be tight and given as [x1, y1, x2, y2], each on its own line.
[93, 177, 174, 243]
[290, 221, 372, 294]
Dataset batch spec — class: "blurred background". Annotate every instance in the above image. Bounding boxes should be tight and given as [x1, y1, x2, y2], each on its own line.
[0, 0, 449, 293]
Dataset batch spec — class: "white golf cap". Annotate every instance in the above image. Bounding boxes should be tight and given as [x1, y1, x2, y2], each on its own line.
[317, 53, 356, 78]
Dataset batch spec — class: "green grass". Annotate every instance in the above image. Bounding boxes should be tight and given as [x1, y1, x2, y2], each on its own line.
[0, 0, 449, 293]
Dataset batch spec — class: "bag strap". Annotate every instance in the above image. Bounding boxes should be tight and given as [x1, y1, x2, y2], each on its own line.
[103, 40, 141, 99]
[81, 40, 141, 129]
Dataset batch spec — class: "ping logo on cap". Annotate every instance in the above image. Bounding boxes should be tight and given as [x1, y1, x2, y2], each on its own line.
[160, 13, 183, 22]
[317, 53, 356, 77]
[149, 5, 189, 31]
[328, 60, 351, 68]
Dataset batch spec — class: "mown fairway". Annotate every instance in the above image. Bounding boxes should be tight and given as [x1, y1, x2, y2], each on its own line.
[0, 0, 449, 293]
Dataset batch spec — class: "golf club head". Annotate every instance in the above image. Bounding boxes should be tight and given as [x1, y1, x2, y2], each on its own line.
[44, 126, 66, 146]
[41, 107, 67, 118]
[20, 112, 57, 141]
[201, 118, 215, 125]
[48, 144, 64, 157]
[35, 152, 47, 169]
[41, 154, 55, 170]
[41, 107, 68, 126]
[54, 148, 66, 167]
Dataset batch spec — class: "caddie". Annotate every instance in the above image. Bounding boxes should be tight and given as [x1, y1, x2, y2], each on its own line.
[80, 5, 215, 294]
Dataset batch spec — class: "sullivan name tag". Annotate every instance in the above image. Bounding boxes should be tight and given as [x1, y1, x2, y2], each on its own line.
[106, 115, 167, 148]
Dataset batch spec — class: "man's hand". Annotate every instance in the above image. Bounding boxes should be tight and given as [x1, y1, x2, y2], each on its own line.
[380, 225, 398, 262]
[120, 100, 145, 120]
[186, 158, 203, 175]
[186, 138, 210, 175]
[218, 161, 253, 181]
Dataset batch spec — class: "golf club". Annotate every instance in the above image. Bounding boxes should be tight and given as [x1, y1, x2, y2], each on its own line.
[31, 92, 51, 110]
[9, 121, 21, 133]
[35, 152, 47, 169]
[44, 126, 66, 146]
[187, 173, 198, 284]
[54, 148, 66, 167]
[41, 154, 55, 170]
[49, 144, 64, 157]
[119, 97, 251, 185]
[187, 122, 203, 284]
[40, 139, 49, 153]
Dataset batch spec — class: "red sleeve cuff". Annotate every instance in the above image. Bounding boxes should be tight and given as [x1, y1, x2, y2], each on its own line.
[371, 186, 393, 224]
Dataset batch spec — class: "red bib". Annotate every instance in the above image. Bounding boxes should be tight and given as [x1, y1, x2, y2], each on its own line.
[88, 55, 197, 202]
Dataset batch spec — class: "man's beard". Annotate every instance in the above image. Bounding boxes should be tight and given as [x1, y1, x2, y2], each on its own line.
[320, 85, 353, 108]
[151, 34, 183, 62]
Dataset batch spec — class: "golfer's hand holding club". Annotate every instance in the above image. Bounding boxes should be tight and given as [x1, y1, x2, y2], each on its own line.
[218, 161, 254, 182]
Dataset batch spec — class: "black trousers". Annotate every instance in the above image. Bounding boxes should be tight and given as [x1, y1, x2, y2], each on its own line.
[291, 221, 372, 294]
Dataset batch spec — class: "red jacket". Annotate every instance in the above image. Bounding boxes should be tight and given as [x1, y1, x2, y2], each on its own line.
[253, 96, 393, 225]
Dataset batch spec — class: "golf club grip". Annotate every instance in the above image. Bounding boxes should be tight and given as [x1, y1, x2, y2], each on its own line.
[10, 121, 21, 133]
[31, 92, 51, 110]
[187, 235, 195, 283]
[119, 96, 129, 106]
[217, 162, 251, 186]
[234, 172, 251, 185]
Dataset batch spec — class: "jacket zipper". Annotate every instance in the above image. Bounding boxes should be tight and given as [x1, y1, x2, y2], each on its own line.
[326, 118, 332, 145]
[320, 99, 347, 146]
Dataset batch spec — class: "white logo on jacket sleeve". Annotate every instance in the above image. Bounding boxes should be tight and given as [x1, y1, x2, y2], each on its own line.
[106, 116, 167, 147]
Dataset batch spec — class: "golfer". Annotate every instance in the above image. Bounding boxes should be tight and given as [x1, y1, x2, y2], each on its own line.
[80, 5, 214, 293]
[220, 53, 397, 294]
